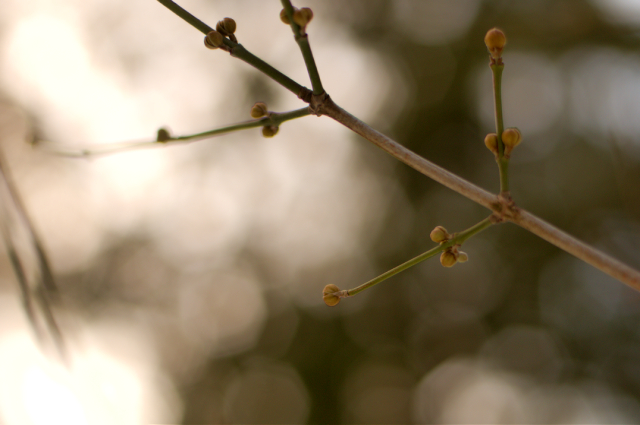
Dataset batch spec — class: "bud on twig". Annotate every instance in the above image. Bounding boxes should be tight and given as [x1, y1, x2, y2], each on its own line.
[323, 284, 341, 306]
[205, 30, 225, 49]
[262, 126, 279, 138]
[501, 127, 522, 156]
[484, 28, 506, 60]
[280, 8, 292, 25]
[457, 251, 469, 263]
[293, 7, 314, 27]
[440, 250, 457, 268]
[250, 102, 269, 119]
[484, 133, 498, 156]
[430, 226, 450, 243]
[156, 127, 171, 143]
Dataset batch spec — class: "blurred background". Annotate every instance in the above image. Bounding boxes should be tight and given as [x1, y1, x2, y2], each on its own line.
[1, 0, 640, 423]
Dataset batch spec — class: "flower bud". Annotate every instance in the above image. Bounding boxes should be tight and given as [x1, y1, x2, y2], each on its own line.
[484, 28, 506, 59]
[293, 7, 313, 27]
[156, 127, 171, 143]
[262, 126, 279, 138]
[217, 17, 237, 35]
[280, 8, 292, 25]
[484, 133, 498, 155]
[250, 102, 268, 118]
[457, 251, 469, 263]
[205, 30, 225, 49]
[501, 127, 522, 156]
[430, 226, 449, 243]
[323, 284, 341, 306]
[440, 250, 457, 268]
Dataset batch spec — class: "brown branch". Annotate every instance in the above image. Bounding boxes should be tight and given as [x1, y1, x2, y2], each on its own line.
[319, 96, 640, 291]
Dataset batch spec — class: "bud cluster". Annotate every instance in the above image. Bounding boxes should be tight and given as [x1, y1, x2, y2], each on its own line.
[440, 246, 469, 268]
[484, 128, 522, 158]
[280, 7, 314, 33]
[204, 17, 237, 50]
[249, 102, 279, 138]
[323, 284, 342, 306]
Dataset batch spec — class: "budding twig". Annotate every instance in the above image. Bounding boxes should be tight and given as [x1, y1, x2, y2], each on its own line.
[39, 107, 311, 157]
[323, 216, 496, 305]
[280, 1, 324, 96]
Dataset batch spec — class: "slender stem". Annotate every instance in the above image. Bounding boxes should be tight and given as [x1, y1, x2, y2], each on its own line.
[281, 0, 325, 95]
[320, 97, 498, 210]
[346, 216, 495, 297]
[510, 209, 640, 291]
[229, 44, 306, 96]
[157, 0, 309, 97]
[157, 0, 213, 34]
[491, 62, 509, 193]
[40, 107, 312, 157]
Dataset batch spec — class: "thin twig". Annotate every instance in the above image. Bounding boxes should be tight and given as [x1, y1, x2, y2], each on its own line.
[40, 107, 312, 157]
[281, 0, 325, 95]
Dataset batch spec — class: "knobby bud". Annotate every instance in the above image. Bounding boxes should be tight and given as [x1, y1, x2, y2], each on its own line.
[205, 30, 225, 49]
[440, 250, 457, 268]
[156, 127, 171, 143]
[293, 7, 314, 27]
[484, 28, 506, 59]
[323, 284, 341, 306]
[280, 8, 292, 25]
[262, 126, 279, 138]
[216, 17, 237, 35]
[457, 251, 469, 263]
[501, 127, 522, 156]
[430, 226, 450, 243]
[484, 133, 498, 155]
[250, 102, 268, 119]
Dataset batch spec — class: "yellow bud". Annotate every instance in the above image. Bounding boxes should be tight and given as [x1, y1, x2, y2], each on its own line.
[262, 126, 279, 138]
[217, 17, 237, 35]
[280, 8, 291, 25]
[156, 127, 171, 143]
[457, 251, 469, 263]
[293, 7, 313, 27]
[440, 250, 457, 268]
[250, 102, 268, 119]
[204, 30, 225, 49]
[430, 226, 449, 243]
[484, 133, 498, 155]
[484, 28, 506, 59]
[323, 284, 341, 306]
[501, 128, 522, 156]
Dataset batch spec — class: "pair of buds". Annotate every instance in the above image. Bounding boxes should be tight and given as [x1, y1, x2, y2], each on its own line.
[204, 17, 237, 50]
[484, 128, 522, 158]
[250, 102, 279, 138]
[280, 7, 314, 32]
[430, 226, 469, 267]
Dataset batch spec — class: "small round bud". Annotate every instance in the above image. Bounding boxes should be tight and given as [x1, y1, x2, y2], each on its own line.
[280, 8, 291, 25]
[484, 133, 498, 155]
[293, 7, 313, 27]
[156, 127, 171, 143]
[430, 226, 449, 243]
[502, 128, 522, 156]
[323, 284, 341, 306]
[250, 102, 268, 118]
[484, 28, 506, 59]
[262, 126, 279, 138]
[205, 30, 225, 49]
[440, 251, 457, 268]
[457, 251, 469, 263]
[217, 17, 237, 35]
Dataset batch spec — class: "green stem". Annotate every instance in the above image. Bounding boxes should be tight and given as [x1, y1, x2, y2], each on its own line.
[42, 107, 312, 157]
[345, 216, 495, 297]
[281, 0, 325, 95]
[157, 0, 214, 34]
[491, 62, 509, 194]
[157, 0, 309, 97]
